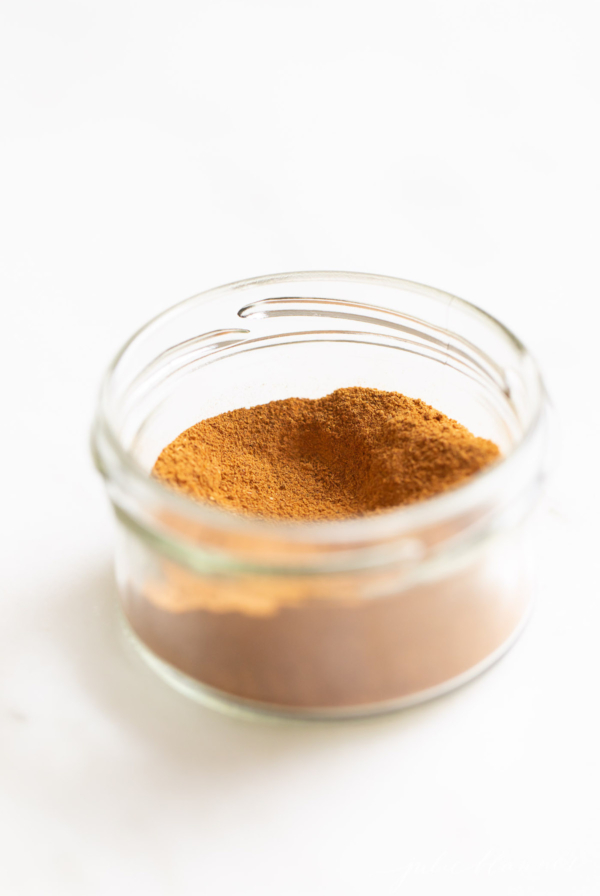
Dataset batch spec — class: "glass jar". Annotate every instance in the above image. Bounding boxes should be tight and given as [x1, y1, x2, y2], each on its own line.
[92, 272, 549, 719]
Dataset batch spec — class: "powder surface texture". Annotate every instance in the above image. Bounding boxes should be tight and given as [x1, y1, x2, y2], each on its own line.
[152, 387, 500, 521]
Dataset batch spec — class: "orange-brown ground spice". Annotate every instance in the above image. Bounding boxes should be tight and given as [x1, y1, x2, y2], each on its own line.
[152, 387, 499, 519]
[124, 388, 523, 712]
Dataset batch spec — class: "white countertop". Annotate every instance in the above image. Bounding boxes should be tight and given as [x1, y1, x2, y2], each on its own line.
[1, 2, 598, 893]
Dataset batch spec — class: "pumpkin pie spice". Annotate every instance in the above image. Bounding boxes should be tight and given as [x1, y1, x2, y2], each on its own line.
[116, 388, 523, 712]
[153, 387, 499, 520]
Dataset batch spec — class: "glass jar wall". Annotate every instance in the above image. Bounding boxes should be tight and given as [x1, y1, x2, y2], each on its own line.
[92, 272, 548, 718]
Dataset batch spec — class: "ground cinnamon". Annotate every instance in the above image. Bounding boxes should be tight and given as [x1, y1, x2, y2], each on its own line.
[120, 388, 520, 715]
[152, 387, 499, 519]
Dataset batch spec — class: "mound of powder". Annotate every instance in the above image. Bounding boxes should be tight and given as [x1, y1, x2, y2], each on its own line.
[152, 387, 500, 520]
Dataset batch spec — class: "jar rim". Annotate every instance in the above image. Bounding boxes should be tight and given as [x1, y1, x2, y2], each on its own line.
[92, 270, 548, 548]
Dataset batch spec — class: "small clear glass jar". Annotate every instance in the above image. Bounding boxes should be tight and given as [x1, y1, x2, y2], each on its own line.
[92, 272, 549, 719]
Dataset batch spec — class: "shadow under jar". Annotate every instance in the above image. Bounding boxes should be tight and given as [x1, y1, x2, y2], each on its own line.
[92, 272, 549, 719]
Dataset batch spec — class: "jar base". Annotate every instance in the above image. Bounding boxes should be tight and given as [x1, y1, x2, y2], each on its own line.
[119, 604, 533, 723]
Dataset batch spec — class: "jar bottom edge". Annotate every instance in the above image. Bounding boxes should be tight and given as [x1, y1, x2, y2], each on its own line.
[118, 606, 533, 724]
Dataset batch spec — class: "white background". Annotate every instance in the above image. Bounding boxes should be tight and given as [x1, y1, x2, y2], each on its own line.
[1, 1, 599, 894]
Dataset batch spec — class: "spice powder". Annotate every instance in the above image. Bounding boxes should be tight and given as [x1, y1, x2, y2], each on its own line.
[121, 388, 528, 712]
[152, 387, 500, 520]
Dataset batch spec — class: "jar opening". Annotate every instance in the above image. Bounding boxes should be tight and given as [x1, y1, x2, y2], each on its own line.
[93, 271, 547, 562]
